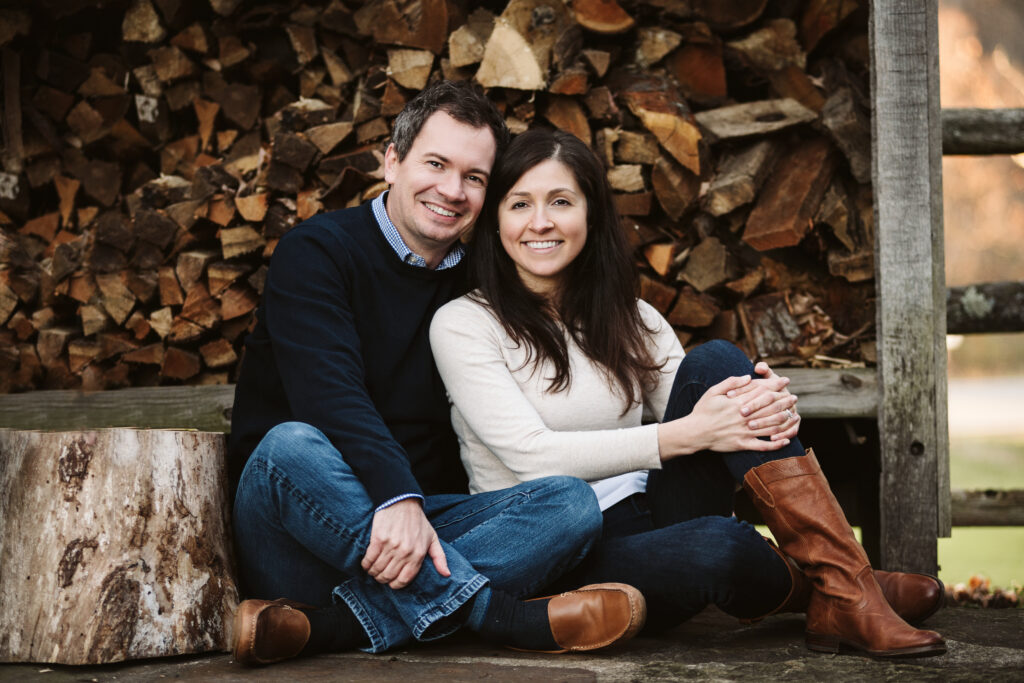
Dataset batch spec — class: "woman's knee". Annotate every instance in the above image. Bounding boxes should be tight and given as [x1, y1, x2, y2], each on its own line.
[682, 340, 754, 379]
[692, 517, 767, 578]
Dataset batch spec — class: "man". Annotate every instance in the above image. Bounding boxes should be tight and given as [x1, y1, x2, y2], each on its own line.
[227, 81, 645, 663]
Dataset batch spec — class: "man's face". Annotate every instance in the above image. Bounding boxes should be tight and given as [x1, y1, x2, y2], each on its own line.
[383, 111, 498, 266]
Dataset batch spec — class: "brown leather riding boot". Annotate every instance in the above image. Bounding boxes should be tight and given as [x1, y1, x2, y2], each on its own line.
[742, 450, 946, 657]
[740, 539, 813, 623]
[749, 539, 945, 625]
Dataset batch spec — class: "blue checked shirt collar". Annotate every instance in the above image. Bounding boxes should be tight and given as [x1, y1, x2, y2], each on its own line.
[372, 192, 464, 270]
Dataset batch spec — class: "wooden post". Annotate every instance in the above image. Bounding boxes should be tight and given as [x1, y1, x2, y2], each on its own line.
[870, 0, 950, 573]
[0, 429, 238, 664]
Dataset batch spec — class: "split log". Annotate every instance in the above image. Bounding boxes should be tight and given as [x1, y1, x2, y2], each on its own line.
[639, 274, 677, 313]
[737, 291, 801, 358]
[620, 77, 702, 175]
[636, 27, 681, 68]
[667, 287, 720, 328]
[687, 0, 769, 31]
[743, 137, 835, 250]
[679, 236, 731, 292]
[694, 98, 816, 140]
[651, 155, 699, 221]
[573, 0, 635, 34]
[666, 27, 727, 104]
[703, 139, 778, 216]
[388, 49, 434, 90]
[821, 88, 871, 183]
[0, 428, 238, 664]
[448, 9, 495, 68]
[800, 0, 859, 53]
[358, 0, 449, 55]
[543, 96, 591, 142]
[644, 242, 678, 277]
[726, 18, 805, 72]
[476, 21, 545, 90]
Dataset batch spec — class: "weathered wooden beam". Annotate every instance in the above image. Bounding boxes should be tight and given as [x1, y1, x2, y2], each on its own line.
[785, 368, 877, 419]
[0, 369, 877, 433]
[950, 489, 1024, 527]
[942, 108, 1024, 155]
[870, 0, 949, 573]
[947, 281, 1024, 334]
[0, 384, 234, 432]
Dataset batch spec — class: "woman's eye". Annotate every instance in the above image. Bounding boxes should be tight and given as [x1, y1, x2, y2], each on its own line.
[509, 201, 527, 210]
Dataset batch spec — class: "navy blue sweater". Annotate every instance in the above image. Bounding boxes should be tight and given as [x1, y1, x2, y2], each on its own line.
[227, 202, 469, 505]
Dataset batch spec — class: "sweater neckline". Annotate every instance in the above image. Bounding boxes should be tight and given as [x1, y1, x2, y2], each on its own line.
[360, 202, 466, 280]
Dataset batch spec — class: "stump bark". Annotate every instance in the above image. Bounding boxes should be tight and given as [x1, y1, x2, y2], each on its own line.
[0, 428, 238, 664]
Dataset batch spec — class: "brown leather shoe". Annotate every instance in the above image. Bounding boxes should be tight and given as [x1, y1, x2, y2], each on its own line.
[743, 451, 946, 658]
[520, 583, 646, 653]
[232, 598, 312, 666]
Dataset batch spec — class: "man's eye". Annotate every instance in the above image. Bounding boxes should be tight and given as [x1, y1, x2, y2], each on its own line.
[467, 175, 485, 185]
[428, 160, 442, 168]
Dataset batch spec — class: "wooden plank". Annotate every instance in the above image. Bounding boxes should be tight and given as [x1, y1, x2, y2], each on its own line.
[0, 369, 878, 433]
[950, 489, 1024, 527]
[946, 281, 1024, 334]
[870, 0, 948, 574]
[942, 108, 1024, 155]
[785, 368, 877, 419]
[0, 385, 234, 432]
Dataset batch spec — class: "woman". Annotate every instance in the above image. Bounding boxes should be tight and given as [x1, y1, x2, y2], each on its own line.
[430, 128, 946, 657]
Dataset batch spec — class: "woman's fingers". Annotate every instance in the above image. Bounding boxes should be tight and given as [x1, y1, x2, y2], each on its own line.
[709, 374, 752, 396]
[745, 394, 798, 424]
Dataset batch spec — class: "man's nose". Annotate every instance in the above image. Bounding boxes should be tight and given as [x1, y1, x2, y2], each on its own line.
[437, 172, 466, 201]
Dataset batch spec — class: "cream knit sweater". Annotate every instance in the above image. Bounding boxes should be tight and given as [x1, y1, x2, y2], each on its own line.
[429, 293, 685, 504]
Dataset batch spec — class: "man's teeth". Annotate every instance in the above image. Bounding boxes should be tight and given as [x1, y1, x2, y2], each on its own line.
[525, 241, 560, 248]
[426, 203, 456, 217]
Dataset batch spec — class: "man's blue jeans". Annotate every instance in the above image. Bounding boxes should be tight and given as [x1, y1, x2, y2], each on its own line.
[553, 340, 805, 632]
[233, 422, 602, 653]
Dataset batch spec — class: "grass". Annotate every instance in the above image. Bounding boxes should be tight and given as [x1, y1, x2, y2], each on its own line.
[938, 436, 1024, 589]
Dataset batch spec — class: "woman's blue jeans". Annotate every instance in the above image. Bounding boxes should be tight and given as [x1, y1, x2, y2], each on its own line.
[553, 340, 807, 632]
[233, 422, 603, 652]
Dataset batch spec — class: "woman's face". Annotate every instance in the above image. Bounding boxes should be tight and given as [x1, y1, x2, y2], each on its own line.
[498, 158, 588, 298]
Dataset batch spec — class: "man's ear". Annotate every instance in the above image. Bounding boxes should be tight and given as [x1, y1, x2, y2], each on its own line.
[383, 143, 398, 184]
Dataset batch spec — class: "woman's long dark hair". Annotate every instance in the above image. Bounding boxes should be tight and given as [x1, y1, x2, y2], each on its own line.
[468, 127, 662, 409]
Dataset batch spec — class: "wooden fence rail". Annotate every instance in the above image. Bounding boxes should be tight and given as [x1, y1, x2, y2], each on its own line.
[950, 489, 1024, 527]
[947, 281, 1024, 334]
[942, 108, 1024, 155]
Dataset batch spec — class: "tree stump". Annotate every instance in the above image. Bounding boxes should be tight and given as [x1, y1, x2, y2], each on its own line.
[0, 429, 238, 664]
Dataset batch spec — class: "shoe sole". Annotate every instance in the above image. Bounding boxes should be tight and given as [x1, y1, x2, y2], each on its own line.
[806, 631, 947, 658]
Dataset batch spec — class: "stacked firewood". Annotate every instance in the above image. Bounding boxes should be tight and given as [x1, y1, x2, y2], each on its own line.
[0, 0, 875, 393]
